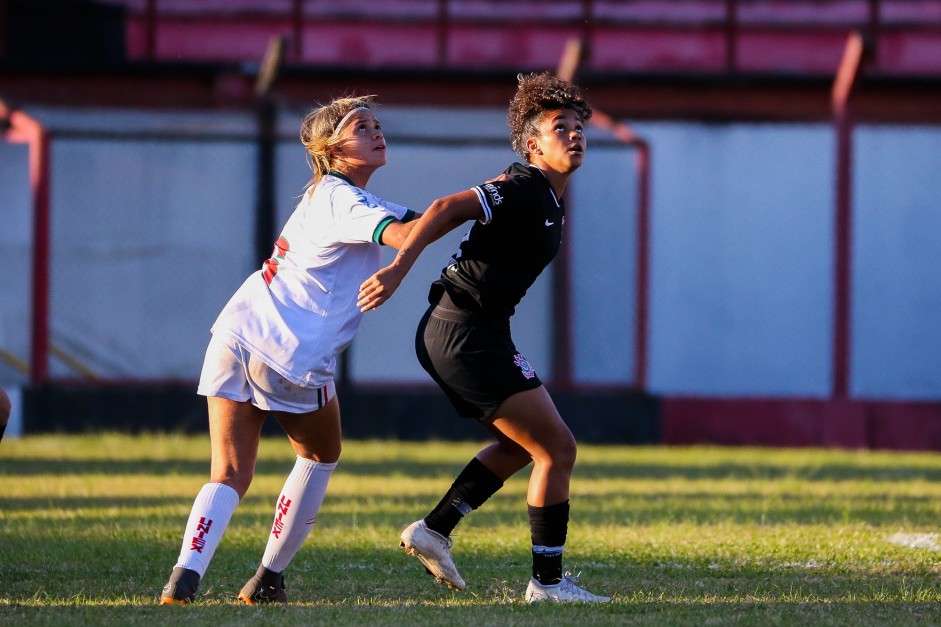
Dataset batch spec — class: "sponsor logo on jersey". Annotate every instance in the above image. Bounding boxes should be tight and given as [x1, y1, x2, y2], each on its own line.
[514, 353, 536, 379]
[353, 189, 382, 209]
[483, 183, 504, 206]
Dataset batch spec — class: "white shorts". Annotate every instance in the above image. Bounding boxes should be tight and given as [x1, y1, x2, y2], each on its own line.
[197, 332, 336, 414]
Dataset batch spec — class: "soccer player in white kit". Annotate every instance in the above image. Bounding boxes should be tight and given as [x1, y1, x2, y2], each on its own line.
[160, 96, 419, 605]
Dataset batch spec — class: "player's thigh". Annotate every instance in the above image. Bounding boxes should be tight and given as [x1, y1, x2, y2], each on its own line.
[272, 394, 342, 464]
[421, 312, 543, 421]
[207, 395, 268, 494]
[485, 386, 576, 466]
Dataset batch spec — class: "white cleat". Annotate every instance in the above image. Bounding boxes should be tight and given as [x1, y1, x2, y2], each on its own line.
[399, 520, 466, 590]
[525, 573, 611, 604]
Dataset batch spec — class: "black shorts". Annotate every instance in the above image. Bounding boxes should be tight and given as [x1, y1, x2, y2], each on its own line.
[415, 291, 543, 421]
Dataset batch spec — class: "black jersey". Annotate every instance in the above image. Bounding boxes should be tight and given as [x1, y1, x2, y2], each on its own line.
[433, 162, 564, 320]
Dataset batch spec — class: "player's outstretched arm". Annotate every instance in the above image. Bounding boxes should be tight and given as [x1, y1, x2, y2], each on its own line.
[358, 190, 482, 312]
[378, 216, 421, 250]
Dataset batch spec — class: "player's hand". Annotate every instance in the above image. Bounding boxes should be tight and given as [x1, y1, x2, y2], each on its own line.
[358, 266, 405, 312]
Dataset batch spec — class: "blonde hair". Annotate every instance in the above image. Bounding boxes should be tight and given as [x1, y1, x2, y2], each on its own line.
[300, 95, 377, 189]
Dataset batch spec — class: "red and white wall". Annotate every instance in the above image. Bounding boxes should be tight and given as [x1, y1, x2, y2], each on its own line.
[1, 106, 939, 447]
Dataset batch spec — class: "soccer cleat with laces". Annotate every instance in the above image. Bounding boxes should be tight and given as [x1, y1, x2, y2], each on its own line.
[525, 573, 611, 604]
[238, 565, 287, 605]
[160, 566, 201, 605]
[400, 519, 466, 590]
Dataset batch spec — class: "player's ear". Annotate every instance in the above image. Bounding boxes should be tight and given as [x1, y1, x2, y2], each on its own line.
[526, 137, 542, 155]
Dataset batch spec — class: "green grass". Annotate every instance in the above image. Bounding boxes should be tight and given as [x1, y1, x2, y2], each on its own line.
[1, 434, 941, 625]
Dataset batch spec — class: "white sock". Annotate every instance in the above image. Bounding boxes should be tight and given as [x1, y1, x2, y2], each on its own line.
[261, 456, 337, 573]
[175, 482, 240, 578]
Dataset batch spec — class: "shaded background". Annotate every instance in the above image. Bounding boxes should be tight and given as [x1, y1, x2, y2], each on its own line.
[1, 0, 940, 447]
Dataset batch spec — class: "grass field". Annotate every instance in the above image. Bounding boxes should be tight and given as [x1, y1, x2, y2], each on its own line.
[1, 434, 940, 626]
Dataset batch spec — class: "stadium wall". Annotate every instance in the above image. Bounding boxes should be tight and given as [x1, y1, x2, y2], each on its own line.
[2, 107, 940, 448]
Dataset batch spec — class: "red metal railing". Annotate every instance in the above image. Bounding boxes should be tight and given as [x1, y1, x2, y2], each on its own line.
[556, 37, 651, 390]
[831, 31, 867, 399]
[0, 102, 51, 385]
[119, 0, 941, 77]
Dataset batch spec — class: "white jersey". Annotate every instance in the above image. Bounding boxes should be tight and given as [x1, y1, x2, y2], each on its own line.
[211, 174, 411, 387]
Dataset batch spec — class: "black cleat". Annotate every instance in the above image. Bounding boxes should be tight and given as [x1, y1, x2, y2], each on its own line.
[160, 566, 200, 605]
[238, 565, 287, 605]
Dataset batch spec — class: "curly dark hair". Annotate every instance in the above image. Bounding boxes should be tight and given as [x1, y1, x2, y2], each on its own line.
[507, 72, 592, 160]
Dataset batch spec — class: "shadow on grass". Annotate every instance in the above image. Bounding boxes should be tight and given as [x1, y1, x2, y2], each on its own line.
[0, 458, 468, 478]
[5, 456, 941, 482]
[1, 601, 938, 627]
[2, 489, 939, 527]
[1, 540, 939, 623]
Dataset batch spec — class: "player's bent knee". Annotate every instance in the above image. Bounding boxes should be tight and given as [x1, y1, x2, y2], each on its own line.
[286, 431, 341, 463]
[298, 448, 341, 464]
[210, 471, 254, 499]
[550, 436, 578, 471]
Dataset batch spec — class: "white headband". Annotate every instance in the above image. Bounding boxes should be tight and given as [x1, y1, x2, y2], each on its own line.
[329, 106, 370, 141]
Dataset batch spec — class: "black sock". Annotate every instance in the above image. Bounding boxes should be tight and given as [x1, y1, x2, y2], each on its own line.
[424, 457, 504, 537]
[0, 423, 5, 443]
[529, 500, 570, 585]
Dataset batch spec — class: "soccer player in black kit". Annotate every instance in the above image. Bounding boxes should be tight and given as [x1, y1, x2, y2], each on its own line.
[358, 72, 610, 603]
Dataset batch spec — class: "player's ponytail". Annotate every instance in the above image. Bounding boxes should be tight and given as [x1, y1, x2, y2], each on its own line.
[300, 95, 377, 190]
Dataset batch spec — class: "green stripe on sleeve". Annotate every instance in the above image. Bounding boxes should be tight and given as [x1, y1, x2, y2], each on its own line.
[373, 216, 397, 244]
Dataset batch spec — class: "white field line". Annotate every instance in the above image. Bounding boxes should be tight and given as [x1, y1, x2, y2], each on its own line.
[886, 532, 941, 551]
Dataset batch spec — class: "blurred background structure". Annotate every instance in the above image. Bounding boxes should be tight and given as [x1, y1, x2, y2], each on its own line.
[1, 0, 940, 448]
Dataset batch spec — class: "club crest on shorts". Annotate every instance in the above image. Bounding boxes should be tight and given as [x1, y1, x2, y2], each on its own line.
[513, 353, 536, 379]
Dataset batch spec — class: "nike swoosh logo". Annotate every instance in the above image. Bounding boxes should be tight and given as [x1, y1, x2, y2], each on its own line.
[545, 220, 555, 226]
